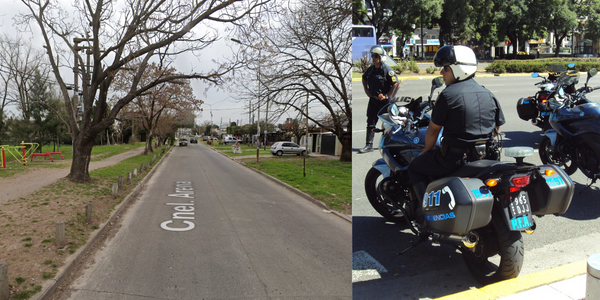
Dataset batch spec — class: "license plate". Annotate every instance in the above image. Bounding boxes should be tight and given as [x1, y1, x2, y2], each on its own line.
[510, 191, 530, 218]
[508, 191, 533, 230]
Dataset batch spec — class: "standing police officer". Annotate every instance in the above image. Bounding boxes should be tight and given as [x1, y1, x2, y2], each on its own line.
[408, 45, 505, 201]
[359, 46, 399, 153]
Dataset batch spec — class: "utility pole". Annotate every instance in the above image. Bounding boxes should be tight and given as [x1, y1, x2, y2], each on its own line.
[304, 93, 309, 177]
[231, 38, 263, 162]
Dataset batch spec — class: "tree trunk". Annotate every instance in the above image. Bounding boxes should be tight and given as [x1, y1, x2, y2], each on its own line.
[144, 138, 154, 155]
[338, 132, 351, 162]
[143, 130, 154, 155]
[69, 137, 95, 182]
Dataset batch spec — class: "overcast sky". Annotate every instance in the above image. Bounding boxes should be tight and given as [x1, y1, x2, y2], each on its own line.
[0, 0, 262, 130]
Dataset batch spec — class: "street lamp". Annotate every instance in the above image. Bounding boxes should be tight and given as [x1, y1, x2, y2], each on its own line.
[231, 38, 265, 162]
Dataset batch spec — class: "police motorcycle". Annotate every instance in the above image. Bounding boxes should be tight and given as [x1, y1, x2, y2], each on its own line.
[538, 67, 600, 182]
[517, 63, 578, 131]
[365, 78, 575, 284]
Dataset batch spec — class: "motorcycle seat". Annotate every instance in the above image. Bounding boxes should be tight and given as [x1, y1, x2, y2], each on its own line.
[450, 159, 505, 177]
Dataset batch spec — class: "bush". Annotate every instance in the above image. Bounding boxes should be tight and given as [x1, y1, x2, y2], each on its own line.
[485, 58, 600, 74]
[408, 60, 420, 73]
[353, 56, 371, 73]
[392, 62, 408, 74]
[426, 65, 437, 74]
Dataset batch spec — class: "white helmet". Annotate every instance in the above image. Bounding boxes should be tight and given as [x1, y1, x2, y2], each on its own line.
[433, 45, 477, 81]
[369, 45, 387, 63]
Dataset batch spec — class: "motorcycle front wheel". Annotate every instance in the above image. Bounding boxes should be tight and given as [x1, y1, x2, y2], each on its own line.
[462, 212, 524, 285]
[364, 167, 407, 223]
[576, 142, 600, 180]
[538, 136, 578, 175]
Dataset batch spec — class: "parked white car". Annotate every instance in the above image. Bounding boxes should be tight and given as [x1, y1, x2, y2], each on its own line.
[270, 142, 306, 156]
[224, 136, 242, 145]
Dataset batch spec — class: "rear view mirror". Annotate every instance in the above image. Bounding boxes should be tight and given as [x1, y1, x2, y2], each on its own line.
[589, 68, 598, 77]
[432, 77, 444, 89]
[390, 103, 399, 117]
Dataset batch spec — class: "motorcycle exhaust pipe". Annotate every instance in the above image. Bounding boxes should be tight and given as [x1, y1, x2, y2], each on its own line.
[433, 232, 479, 248]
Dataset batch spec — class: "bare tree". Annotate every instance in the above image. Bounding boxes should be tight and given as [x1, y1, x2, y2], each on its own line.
[112, 62, 202, 155]
[0, 34, 49, 123]
[18, 0, 271, 182]
[233, 0, 352, 161]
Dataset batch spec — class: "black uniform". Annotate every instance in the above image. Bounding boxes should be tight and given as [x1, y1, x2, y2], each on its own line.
[362, 63, 398, 130]
[408, 78, 505, 184]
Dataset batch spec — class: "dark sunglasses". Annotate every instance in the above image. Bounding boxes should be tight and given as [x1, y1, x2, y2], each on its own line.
[371, 54, 380, 58]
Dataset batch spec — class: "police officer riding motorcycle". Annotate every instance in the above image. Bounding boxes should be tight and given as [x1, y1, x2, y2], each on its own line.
[408, 45, 505, 204]
[364, 45, 575, 284]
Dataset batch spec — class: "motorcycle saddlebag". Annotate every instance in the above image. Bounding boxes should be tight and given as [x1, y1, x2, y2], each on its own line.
[517, 97, 538, 121]
[525, 164, 575, 216]
[422, 177, 494, 235]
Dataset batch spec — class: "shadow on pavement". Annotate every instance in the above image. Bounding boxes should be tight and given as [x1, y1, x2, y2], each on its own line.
[352, 216, 482, 300]
[502, 131, 544, 149]
[560, 182, 600, 221]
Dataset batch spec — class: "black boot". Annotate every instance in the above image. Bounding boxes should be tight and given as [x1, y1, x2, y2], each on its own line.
[412, 182, 427, 225]
[412, 182, 427, 204]
[358, 128, 375, 154]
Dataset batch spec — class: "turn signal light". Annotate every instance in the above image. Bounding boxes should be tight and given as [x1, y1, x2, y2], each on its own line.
[485, 179, 498, 187]
[545, 169, 555, 176]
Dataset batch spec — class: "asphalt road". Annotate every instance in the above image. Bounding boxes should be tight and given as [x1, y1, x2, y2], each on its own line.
[352, 74, 600, 299]
[60, 144, 352, 299]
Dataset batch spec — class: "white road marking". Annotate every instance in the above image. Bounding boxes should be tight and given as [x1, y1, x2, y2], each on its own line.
[352, 250, 388, 283]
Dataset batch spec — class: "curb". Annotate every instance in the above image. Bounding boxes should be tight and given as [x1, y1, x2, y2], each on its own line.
[351, 72, 530, 82]
[203, 144, 352, 224]
[434, 259, 587, 300]
[33, 146, 174, 300]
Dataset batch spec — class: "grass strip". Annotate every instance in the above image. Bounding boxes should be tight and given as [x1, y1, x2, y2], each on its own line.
[0, 142, 144, 178]
[0, 145, 167, 299]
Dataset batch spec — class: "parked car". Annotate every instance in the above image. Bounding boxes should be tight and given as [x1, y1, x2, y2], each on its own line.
[190, 137, 198, 144]
[202, 136, 208, 141]
[270, 142, 306, 156]
[224, 136, 242, 145]
[179, 138, 188, 146]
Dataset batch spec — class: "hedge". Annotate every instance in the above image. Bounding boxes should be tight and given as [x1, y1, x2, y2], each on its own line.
[485, 58, 600, 74]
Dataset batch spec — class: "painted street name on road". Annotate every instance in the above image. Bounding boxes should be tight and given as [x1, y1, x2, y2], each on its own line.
[160, 181, 196, 232]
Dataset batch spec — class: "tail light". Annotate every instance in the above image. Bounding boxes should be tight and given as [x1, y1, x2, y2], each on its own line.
[510, 175, 531, 193]
[539, 93, 548, 101]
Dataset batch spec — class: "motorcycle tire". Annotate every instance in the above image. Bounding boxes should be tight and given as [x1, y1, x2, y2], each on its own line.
[538, 136, 578, 175]
[364, 167, 406, 223]
[462, 211, 524, 285]
[576, 142, 600, 180]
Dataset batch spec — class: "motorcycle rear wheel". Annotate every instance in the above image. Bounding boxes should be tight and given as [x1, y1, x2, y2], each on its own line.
[364, 167, 407, 223]
[539, 136, 578, 175]
[462, 212, 524, 285]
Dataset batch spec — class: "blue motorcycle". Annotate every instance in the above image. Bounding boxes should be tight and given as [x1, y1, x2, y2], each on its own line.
[365, 78, 575, 284]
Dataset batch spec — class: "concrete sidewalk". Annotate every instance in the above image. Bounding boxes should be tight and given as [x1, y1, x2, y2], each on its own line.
[435, 260, 589, 300]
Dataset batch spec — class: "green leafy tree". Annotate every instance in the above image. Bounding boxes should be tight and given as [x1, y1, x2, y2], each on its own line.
[352, 0, 369, 25]
[581, 0, 600, 41]
[493, 0, 547, 56]
[354, 0, 441, 44]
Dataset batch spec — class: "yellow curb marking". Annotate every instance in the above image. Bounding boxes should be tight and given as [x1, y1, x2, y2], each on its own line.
[434, 259, 587, 300]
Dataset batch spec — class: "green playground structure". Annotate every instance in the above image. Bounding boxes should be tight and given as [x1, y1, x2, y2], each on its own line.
[0, 142, 40, 168]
